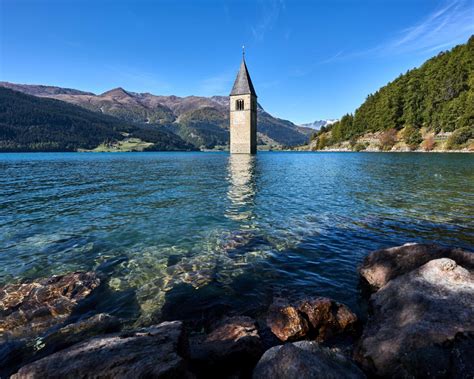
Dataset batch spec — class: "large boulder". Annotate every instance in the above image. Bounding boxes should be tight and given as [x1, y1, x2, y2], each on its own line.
[266, 297, 358, 342]
[355, 258, 474, 377]
[0, 339, 31, 379]
[395, 331, 474, 378]
[0, 272, 101, 339]
[359, 243, 473, 291]
[253, 341, 365, 379]
[190, 316, 263, 377]
[39, 313, 121, 354]
[11, 321, 193, 379]
[0, 314, 120, 378]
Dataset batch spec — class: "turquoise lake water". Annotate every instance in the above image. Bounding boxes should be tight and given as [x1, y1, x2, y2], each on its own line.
[0, 152, 473, 323]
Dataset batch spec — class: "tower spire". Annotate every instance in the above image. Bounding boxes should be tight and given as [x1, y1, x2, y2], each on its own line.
[229, 50, 257, 97]
[229, 51, 257, 154]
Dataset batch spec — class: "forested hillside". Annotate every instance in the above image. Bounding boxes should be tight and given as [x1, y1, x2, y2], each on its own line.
[312, 36, 473, 151]
[0, 88, 193, 152]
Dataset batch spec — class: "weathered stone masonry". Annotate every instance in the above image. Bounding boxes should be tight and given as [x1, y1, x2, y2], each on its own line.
[230, 56, 257, 154]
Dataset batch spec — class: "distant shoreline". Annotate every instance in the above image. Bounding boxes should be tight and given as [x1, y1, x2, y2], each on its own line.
[0, 149, 473, 154]
[299, 149, 474, 153]
[292, 146, 474, 153]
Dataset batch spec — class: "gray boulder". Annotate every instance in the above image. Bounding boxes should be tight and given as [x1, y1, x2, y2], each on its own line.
[190, 316, 263, 377]
[11, 321, 194, 379]
[359, 243, 473, 291]
[396, 331, 474, 378]
[355, 258, 474, 377]
[0, 339, 32, 378]
[40, 313, 121, 354]
[253, 341, 365, 379]
[0, 314, 120, 378]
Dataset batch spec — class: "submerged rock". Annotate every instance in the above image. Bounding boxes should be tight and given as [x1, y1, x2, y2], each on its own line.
[253, 341, 365, 379]
[355, 258, 474, 377]
[11, 321, 193, 379]
[190, 316, 263, 377]
[359, 243, 473, 292]
[266, 297, 358, 342]
[0, 272, 101, 339]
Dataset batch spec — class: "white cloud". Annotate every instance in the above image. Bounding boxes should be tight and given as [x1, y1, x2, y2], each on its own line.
[251, 0, 285, 42]
[317, 0, 473, 65]
[382, 0, 473, 55]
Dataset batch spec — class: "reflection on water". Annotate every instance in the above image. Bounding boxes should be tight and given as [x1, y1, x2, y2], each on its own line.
[108, 155, 264, 324]
[226, 154, 257, 224]
[0, 152, 473, 324]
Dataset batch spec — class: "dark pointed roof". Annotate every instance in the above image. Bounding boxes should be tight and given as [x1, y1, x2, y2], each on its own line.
[230, 58, 257, 97]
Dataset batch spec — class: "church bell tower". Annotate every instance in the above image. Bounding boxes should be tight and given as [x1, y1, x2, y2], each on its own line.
[230, 50, 257, 154]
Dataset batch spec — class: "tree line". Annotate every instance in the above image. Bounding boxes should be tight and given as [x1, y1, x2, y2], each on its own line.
[314, 36, 474, 150]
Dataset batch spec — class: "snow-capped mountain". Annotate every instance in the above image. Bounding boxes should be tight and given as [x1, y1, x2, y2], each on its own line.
[300, 119, 338, 130]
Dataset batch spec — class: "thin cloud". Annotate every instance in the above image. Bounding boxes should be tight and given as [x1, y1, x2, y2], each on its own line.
[199, 71, 234, 96]
[223, 4, 231, 24]
[318, 0, 473, 64]
[289, 0, 472, 79]
[382, 0, 473, 55]
[319, 50, 345, 64]
[251, 0, 285, 42]
[289, 50, 344, 78]
[103, 64, 171, 93]
[260, 79, 280, 89]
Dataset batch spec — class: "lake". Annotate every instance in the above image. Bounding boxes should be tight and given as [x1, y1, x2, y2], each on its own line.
[1, 152, 473, 324]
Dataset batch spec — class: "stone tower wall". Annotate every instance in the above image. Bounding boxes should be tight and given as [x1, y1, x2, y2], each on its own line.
[230, 93, 257, 154]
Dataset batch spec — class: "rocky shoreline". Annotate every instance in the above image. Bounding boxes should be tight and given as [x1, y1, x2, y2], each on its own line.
[1, 243, 473, 378]
[313, 149, 473, 153]
[294, 146, 474, 153]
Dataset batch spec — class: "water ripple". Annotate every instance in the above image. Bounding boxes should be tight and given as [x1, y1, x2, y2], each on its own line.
[0, 152, 473, 323]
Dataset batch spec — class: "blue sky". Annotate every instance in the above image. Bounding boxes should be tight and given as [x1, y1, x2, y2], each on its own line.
[1, 0, 473, 124]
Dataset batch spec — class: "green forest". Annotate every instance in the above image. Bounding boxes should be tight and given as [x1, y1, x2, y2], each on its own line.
[314, 36, 474, 151]
[0, 88, 194, 152]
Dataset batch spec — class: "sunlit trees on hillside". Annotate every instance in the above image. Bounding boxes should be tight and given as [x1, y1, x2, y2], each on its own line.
[316, 36, 473, 150]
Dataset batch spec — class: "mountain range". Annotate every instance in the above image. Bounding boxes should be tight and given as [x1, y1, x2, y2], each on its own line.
[300, 119, 338, 131]
[0, 87, 195, 152]
[0, 82, 313, 150]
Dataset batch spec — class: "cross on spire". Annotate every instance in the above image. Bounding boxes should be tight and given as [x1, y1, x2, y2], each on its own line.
[242, 45, 245, 59]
